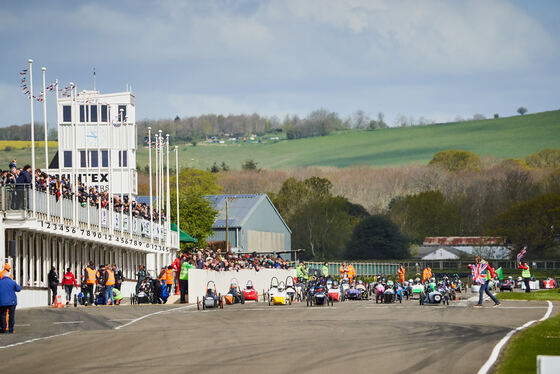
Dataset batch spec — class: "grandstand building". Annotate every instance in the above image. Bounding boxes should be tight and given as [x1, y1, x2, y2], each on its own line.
[0, 86, 179, 307]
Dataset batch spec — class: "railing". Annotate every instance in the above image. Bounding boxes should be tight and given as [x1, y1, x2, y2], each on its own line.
[303, 261, 399, 276]
[1, 186, 179, 248]
[400, 259, 560, 271]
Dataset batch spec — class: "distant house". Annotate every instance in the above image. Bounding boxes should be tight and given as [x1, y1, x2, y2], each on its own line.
[416, 237, 510, 260]
[205, 194, 291, 255]
[415, 246, 472, 260]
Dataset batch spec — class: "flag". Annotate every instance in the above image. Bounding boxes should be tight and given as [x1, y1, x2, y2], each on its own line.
[516, 247, 527, 263]
[495, 267, 503, 280]
[472, 263, 487, 285]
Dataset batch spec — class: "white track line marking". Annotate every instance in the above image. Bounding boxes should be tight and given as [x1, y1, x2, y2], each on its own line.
[14, 324, 31, 327]
[53, 321, 84, 324]
[0, 331, 74, 350]
[114, 304, 196, 330]
[108, 319, 134, 322]
[477, 300, 553, 374]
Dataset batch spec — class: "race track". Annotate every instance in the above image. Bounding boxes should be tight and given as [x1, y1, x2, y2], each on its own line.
[0, 298, 555, 374]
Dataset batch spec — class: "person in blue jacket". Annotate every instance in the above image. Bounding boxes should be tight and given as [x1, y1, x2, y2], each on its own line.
[0, 269, 21, 334]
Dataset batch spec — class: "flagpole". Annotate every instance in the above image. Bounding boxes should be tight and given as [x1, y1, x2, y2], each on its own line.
[41, 66, 49, 221]
[166, 134, 171, 247]
[148, 127, 153, 243]
[85, 98, 90, 229]
[56, 79, 63, 222]
[70, 83, 77, 226]
[175, 145, 179, 246]
[28, 59, 36, 217]
[119, 108, 124, 236]
[108, 105, 114, 235]
[97, 103, 101, 230]
[128, 120, 133, 240]
[155, 133, 159, 243]
[158, 130, 163, 246]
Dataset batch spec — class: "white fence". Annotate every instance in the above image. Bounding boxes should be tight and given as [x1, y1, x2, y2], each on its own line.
[187, 268, 297, 301]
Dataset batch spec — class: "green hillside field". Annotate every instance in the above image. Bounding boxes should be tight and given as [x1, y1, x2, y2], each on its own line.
[0, 110, 558, 171]
[137, 110, 560, 170]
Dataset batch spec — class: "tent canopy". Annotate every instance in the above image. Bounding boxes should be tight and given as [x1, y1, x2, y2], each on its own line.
[171, 223, 198, 243]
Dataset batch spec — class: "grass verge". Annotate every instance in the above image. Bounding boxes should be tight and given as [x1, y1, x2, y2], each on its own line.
[497, 289, 560, 301]
[493, 313, 560, 374]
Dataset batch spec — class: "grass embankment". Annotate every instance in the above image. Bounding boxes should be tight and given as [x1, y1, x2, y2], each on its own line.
[136, 110, 560, 170]
[497, 289, 560, 301]
[493, 313, 560, 374]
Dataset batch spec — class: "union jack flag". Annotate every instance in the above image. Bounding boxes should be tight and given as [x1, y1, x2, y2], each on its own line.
[472, 262, 487, 285]
[517, 248, 527, 263]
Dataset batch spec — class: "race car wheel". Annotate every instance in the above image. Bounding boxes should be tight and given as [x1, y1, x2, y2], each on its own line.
[434, 294, 442, 303]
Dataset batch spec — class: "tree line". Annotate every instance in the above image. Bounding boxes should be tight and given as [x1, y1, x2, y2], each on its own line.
[214, 149, 560, 260]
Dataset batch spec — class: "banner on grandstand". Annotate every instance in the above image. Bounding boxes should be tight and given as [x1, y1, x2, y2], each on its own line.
[133, 218, 138, 234]
[123, 215, 129, 231]
[141, 221, 150, 237]
[114, 214, 120, 230]
[101, 209, 107, 226]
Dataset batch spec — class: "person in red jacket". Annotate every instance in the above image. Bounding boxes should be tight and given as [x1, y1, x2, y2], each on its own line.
[61, 268, 78, 305]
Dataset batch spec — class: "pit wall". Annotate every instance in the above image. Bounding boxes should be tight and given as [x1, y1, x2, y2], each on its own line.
[17, 280, 139, 309]
[187, 268, 297, 301]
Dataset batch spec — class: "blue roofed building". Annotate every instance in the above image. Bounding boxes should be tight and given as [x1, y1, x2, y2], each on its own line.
[205, 194, 291, 255]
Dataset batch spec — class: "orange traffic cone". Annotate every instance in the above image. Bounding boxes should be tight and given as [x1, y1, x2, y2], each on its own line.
[53, 295, 64, 308]
[175, 282, 180, 295]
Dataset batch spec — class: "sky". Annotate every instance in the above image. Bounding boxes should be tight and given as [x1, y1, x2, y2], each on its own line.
[0, 0, 559, 127]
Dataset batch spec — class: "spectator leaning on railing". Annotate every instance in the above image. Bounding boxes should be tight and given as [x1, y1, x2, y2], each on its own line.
[0, 163, 166, 221]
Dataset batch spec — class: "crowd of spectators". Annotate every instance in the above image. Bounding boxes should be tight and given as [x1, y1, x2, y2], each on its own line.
[0, 159, 165, 221]
[185, 248, 292, 272]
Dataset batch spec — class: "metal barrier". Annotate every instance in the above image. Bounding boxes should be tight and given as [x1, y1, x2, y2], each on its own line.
[302, 261, 399, 276]
[399, 260, 560, 271]
[1, 186, 179, 247]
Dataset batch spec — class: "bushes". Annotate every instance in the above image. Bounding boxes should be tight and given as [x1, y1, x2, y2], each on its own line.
[429, 149, 482, 172]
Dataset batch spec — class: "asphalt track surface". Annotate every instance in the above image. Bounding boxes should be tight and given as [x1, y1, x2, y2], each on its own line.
[0, 298, 556, 374]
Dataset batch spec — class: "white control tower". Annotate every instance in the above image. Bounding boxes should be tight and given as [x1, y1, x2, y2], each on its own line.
[52, 89, 137, 196]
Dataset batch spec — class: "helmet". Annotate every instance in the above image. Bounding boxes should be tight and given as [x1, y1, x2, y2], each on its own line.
[431, 277, 436, 283]
[387, 280, 394, 286]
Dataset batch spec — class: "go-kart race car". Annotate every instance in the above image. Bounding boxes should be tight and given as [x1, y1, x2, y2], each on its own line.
[374, 282, 385, 303]
[410, 278, 424, 299]
[285, 276, 297, 302]
[356, 279, 369, 300]
[270, 281, 292, 305]
[224, 278, 245, 305]
[306, 280, 333, 307]
[327, 279, 341, 302]
[499, 276, 514, 292]
[543, 278, 557, 289]
[242, 280, 259, 301]
[420, 282, 450, 306]
[340, 277, 351, 297]
[295, 279, 306, 302]
[264, 277, 280, 303]
[382, 281, 402, 303]
[197, 281, 224, 310]
[345, 283, 362, 300]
